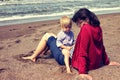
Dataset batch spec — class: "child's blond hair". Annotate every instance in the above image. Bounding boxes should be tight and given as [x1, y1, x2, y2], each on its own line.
[60, 16, 72, 28]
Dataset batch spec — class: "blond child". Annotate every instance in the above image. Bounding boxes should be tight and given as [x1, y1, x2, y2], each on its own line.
[56, 16, 74, 73]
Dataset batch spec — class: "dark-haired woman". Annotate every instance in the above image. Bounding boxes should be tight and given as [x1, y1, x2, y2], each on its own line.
[72, 8, 120, 80]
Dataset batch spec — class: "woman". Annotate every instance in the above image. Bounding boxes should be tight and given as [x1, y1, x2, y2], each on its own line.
[71, 8, 120, 80]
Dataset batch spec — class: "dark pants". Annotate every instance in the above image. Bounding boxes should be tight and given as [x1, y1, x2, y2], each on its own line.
[47, 36, 65, 65]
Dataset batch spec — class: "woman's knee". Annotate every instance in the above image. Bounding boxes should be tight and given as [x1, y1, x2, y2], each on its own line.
[42, 33, 51, 41]
[43, 33, 56, 41]
[49, 33, 57, 38]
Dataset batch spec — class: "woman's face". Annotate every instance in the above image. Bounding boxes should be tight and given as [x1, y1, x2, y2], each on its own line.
[76, 19, 84, 27]
[76, 18, 89, 27]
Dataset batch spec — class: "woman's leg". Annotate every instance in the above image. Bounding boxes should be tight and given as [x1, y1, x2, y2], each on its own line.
[22, 33, 56, 62]
[62, 49, 72, 73]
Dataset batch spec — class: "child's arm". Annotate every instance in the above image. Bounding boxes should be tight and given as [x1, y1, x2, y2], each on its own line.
[56, 31, 74, 51]
[59, 45, 73, 51]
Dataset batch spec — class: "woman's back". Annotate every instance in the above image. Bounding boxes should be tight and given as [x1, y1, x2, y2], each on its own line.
[72, 24, 109, 74]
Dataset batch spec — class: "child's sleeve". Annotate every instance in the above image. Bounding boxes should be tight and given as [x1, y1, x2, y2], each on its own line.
[56, 31, 64, 47]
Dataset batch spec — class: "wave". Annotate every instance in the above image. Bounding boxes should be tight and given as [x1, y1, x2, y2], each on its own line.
[0, 11, 74, 21]
[90, 7, 120, 12]
[0, 7, 120, 22]
[0, 1, 43, 6]
[0, 0, 120, 26]
[0, 0, 94, 5]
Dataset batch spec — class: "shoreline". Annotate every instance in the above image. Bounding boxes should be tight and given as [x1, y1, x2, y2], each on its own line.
[0, 12, 120, 40]
[0, 19, 59, 40]
[0, 12, 120, 80]
[0, 12, 120, 26]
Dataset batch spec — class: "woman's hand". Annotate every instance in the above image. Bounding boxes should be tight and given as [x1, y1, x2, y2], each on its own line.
[80, 74, 92, 80]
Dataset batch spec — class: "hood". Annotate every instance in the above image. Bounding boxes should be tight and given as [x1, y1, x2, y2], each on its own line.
[91, 26, 102, 44]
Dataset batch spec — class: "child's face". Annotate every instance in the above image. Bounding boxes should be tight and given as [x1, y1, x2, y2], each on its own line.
[62, 24, 72, 32]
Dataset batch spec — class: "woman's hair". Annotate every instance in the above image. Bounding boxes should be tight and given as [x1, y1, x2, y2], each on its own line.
[72, 8, 100, 27]
[60, 16, 72, 28]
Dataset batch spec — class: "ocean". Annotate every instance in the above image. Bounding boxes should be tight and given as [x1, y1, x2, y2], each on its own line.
[0, 0, 120, 26]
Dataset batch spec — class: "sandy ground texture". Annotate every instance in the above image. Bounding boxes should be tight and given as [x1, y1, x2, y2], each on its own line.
[0, 13, 120, 80]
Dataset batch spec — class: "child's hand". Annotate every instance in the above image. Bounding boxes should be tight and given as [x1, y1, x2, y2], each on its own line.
[66, 46, 72, 51]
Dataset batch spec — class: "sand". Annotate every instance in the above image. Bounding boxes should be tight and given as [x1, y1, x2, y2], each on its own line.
[0, 13, 120, 80]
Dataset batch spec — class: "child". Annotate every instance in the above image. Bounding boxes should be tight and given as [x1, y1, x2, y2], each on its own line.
[56, 16, 74, 73]
[22, 16, 74, 73]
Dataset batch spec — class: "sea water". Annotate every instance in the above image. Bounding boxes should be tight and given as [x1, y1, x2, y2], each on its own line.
[0, 0, 120, 26]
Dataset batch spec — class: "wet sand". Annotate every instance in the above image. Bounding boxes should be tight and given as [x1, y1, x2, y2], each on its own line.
[0, 13, 120, 80]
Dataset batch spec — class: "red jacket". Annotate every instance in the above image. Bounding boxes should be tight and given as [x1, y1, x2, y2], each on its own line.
[72, 24, 109, 74]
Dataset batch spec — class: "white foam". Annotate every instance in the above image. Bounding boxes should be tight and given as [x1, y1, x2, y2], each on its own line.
[0, 11, 74, 21]
[0, 7, 120, 22]
[90, 7, 120, 12]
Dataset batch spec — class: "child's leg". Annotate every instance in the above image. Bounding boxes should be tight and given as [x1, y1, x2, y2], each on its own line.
[22, 33, 56, 62]
[47, 37, 64, 65]
[62, 49, 72, 73]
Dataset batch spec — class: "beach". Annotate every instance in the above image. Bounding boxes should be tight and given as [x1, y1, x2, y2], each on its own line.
[0, 13, 120, 80]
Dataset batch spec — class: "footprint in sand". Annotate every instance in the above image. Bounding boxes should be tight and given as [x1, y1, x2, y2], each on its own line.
[13, 50, 35, 63]
[15, 39, 21, 43]
[0, 46, 4, 50]
[14, 49, 54, 65]
[117, 28, 120, 31]
[42, 24, 47, 26]
[59, 66, 66, 73]
[28, 26, 32, 28]
[16, 34, 23, 37]
[6, 39, 21, 48]
[33, 38, 40, 41]
[0, 68, 7, 73]
[14, 54, 32, 63]
[118, 28, 120, 30]
[9, 28, 17, 31]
